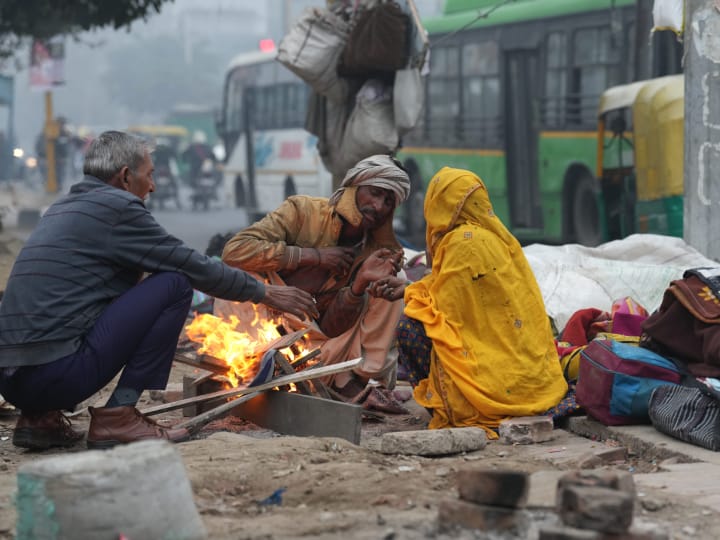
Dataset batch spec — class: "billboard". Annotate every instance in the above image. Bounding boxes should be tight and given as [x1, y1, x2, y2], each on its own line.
[29, 38, 65, 90]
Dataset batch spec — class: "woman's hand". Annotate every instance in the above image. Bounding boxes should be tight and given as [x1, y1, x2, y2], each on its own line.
[261, 284, 319, 320]
[368, 275, 408, 301]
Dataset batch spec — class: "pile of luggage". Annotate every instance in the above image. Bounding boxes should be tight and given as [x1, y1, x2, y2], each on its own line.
[565, 268, 720, 451]
[277, 0, 428, 187]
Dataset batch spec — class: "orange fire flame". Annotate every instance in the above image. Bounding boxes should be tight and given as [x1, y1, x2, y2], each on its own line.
[184, 309, 306, 387]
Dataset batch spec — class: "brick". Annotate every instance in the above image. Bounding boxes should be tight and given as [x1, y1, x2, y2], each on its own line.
[380, 427, 487, 456]
[539, 525, 601, 539]
[558, 485, 634, 534]
[557, 470, 636, 498]
[437, 498, 528, 534]
[457, 469, 529, 508]
[498, 416, 554, 444]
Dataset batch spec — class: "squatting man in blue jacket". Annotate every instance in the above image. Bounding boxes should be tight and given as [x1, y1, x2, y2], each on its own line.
[0, 131, 318, 450]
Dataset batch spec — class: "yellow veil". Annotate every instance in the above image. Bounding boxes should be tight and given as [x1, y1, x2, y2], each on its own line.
[405, 167, 567, 437]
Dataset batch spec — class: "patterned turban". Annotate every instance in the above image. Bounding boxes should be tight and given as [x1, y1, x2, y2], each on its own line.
[329, 154, 411, 208]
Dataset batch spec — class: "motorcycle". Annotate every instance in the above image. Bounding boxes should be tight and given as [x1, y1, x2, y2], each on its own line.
[147, 164, 182, 211]
[190, 159, 219, 211]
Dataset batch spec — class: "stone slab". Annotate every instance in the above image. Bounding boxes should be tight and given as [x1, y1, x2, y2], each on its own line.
[380, 427, 487, 456]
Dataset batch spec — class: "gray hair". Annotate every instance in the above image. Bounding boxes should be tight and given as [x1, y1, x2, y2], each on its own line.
[83, 130, 153, 182]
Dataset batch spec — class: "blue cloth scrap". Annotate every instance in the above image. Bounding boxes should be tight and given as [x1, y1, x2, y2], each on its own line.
[257, 487, 286, 506]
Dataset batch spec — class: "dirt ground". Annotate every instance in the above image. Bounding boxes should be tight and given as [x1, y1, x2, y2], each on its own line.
[1, 234, 720, 539]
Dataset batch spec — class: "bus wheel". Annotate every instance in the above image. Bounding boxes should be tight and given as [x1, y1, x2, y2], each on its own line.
[284, 175, 297, 199]
[404, 162, 426, 249]
[572, 175, 602, 246]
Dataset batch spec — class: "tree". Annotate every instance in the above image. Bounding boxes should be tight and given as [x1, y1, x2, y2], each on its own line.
[0, 0, 174, 58]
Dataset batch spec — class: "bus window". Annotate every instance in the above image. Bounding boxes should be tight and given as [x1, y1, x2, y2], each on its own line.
[543, 32, 568, 128]
[569, 27, 621, 127]
[461, 40, 500, 147]
[219, 50, 331, 214]
[428, 45, 460, 144]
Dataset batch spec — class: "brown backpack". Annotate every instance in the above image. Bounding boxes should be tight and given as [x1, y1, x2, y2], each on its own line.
[641, 271, 720, 377]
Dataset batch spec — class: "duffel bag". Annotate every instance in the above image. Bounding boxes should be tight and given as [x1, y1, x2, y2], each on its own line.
[649, 384, 720, 451]
[576, 338, 683, 425]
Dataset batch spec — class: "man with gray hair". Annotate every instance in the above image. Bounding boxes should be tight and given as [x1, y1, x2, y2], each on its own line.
[218, 154, 411, 411]
[0, 130, 317, 450]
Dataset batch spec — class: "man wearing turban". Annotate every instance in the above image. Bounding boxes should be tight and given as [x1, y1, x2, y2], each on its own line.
[217, 155, 411, 407]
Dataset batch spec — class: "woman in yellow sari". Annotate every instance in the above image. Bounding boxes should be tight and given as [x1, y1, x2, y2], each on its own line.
[373, 167, 567, 438]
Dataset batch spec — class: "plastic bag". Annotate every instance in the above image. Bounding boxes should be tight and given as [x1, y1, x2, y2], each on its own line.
[393, 67, 424, 134]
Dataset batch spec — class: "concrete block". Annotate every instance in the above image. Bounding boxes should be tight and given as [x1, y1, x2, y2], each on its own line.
[16, 440, 206, 540]
[457, 469, 529, 508]
[380, 427, 487, 456]
[437, 498, 528, 534]
[499, 415, 555, 444]
[557, 470, 636, 498]
[558, 485, 634, 534]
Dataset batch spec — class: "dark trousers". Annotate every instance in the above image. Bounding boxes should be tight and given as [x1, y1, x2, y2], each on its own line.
[0, 272, 193, 412]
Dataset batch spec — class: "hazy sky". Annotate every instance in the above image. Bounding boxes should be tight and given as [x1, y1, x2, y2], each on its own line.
[9, 0, 442, 151]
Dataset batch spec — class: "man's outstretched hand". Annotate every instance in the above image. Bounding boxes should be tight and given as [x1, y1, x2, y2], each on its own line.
[352, 249, 402, 295]
[261, 284, 319, 320]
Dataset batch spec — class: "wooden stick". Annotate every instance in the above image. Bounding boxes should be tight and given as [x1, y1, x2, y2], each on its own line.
[174, 391, 261, 432]
[140, 357, 362, 416]
[272, 350, 313, 396]
[173, 351, 228, 376]
[290, 348, 321, 370]
[255, 328, 308, 357]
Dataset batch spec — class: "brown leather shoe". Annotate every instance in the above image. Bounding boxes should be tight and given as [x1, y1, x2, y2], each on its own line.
[13, 410, 84, 450]
[87, 406, 190, 449]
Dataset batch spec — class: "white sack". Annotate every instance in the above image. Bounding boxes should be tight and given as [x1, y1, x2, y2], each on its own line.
[653, 0, 685, 34]
[393, 67, 424, 134]
[277, 7, 349, 103]
[336, 79, 399, 174]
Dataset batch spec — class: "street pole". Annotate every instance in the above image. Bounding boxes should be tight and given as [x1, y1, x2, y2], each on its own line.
[684, 0, 720, 261]
[44, 90, 58, 194]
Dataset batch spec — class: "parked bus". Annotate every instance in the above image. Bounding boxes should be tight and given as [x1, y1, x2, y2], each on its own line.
[397, 0, 682, 247]
[216, 49, 331, 220]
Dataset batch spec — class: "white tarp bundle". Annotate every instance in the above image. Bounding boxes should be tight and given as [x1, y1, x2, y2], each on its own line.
[403, 234, 718, 333]
[524, 234, 717, 331]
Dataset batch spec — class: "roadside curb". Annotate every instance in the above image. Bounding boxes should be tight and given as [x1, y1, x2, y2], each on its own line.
[564, 416, 720, 465]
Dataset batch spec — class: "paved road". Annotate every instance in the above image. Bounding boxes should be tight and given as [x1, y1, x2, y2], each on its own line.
[152, 205, 249, 253]
[5, 184, 251, 255]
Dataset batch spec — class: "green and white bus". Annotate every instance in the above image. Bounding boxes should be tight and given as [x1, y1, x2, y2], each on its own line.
[397, 0, 682, 247]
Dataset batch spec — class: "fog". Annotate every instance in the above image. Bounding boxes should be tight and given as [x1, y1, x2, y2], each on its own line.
[9, 0, 442, 153]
